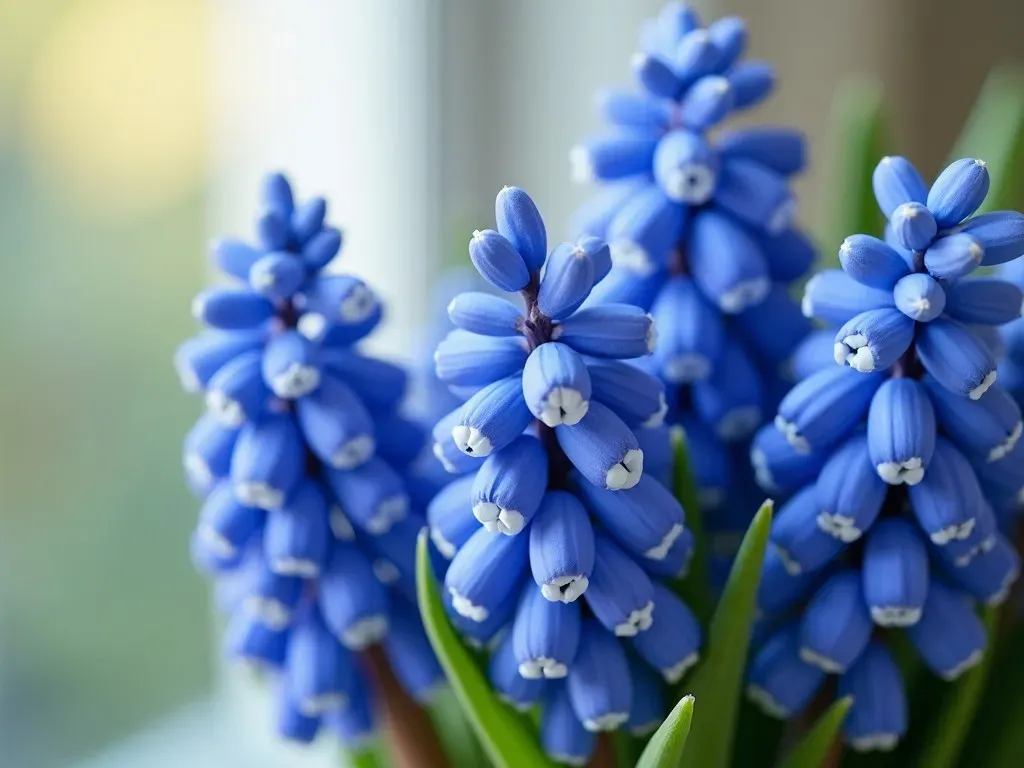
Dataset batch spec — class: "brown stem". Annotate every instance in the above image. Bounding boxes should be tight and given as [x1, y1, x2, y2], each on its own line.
[588, 734, 618, 768]
[363, 645, 449, 768]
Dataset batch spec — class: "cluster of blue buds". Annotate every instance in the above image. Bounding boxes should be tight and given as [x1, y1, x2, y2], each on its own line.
[571, 3, 814, 559]
[998, 258, 1024, 411]
[748, 156, 1024, 751]
[429, 185, 700, 764]
[176, 174, 443, 747]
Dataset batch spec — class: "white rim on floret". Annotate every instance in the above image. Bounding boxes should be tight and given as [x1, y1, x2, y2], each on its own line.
[606, 448, 644, 490]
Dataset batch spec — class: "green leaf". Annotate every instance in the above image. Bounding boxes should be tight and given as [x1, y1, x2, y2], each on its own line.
[775, 696, 852, 768]
[428, 687, 489, 768]
[948, 65, 1024, 212]
[820, 77, 888, 259]
[415, 531, 556, 768]
[915, 606, 999, 768]
[681, 500, 774, 768]
[637, 695, 695, 768]
[671, 428, 715, 627]
[346, 745, 386, 768]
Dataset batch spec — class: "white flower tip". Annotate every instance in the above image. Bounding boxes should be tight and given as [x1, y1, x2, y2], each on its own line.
[339, 285, 377, 323]
[184, 453, 213, 488]
[876, 458, 924, 486]
[452, 425, 493, 457]
[190, 295, 206, 320]
[816, 511, 863, 543]
[799, 646, 846, 674]
[538, 387, 590, 427]
[988, 421, 1023, 462]
[471, 229, 484, 241]
[271, 363, 321, 399]
[206, 390, 245, 427]
[606, 448, 644, 490]
[340, 615, 389, 650]
[429, 526, 457, 559]
[629, 52, 649, 70]
[541, 575, 588, 603]
[870, 605, 922, 627]
[969, 369, 997, 400]
[940, 648, 984, 681]
[716, 405, 762, 441]
[610, 240, 655, 276]
[296, 312, 327, 341]
[645, 314, 658, 353]
[642, 392, 669, 428]
[644, 523, 684, 561]
[746, 685, 790, 719]
[198, 525, 237, 559]
[969, 241, 984, 262]
[719, 278, 770, 314]
[373, 558, 401, 584]
[245, 597, 292, 630]
[974, 158, 987, 168]
[710, 76, 730, 94]
[234, 481, 284, 510]
[583, 711, 630, 733]
[849, 733, 900, 753]
[662, 652, 699, 684]
[331, 435, 376, 469]
[663, 163, 716, 204]
[272, 557, 320, 578]
[449, 588, 488, 622]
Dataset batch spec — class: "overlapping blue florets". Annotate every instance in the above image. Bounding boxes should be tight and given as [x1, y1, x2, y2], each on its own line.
[176, 173, 442, 746]
[997, 258, 1024, 412]
[747, 156, 1024, 751]
[429, 186, 700, 764]
[572, 3, 814, 568]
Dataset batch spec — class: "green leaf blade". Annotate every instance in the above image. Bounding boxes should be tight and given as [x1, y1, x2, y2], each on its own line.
[637, 695, 695, 768]
[681, 499, 775, 768]
[775, 696, 852, 768]
[415, 532, 556, 768]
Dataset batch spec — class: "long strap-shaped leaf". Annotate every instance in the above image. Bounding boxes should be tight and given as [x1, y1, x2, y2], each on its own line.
[415, 532, 556, 768]
[637, 695, 695, 768]
[680, 500, 774, 768]
[775, 696, 853, 768]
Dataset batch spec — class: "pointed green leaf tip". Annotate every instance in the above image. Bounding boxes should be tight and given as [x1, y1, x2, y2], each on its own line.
[681, 499, 774, 768]
[776, 696, 852, 768]
[637, 695, 695, 768]
[415, 531, 556, 768]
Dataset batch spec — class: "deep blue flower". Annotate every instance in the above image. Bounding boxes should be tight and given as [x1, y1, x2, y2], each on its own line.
[178, 173, 443, 747]
[429, 186, 699, 762]
[998, 259, 1024, 427]
[748, 156, 1024, 752]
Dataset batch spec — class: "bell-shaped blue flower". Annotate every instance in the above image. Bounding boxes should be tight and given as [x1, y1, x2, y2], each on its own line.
[513, 586, 582, 679]
[861, 519, 929, 627]
[798, 570, 872, 674]
[838, 642, 908, 753]
[907, 579, 987, 680]
[747, 624, 825, 719]
[867, 378, 937, 485]
[567, 620, 632, 732]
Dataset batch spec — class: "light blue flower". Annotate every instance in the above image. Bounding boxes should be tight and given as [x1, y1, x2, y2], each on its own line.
[179, 173, 443, 747]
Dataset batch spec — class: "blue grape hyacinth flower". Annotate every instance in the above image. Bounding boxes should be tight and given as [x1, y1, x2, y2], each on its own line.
[998, 258, 1024, 416]
[178, 173, 443, 748]
[430, 186, 700, 762]
[572, 3, 813, 580]
[748, 156, 1024, 752]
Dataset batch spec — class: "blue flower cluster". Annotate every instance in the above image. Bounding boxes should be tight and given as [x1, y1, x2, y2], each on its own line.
[571, 3, 814, 560]
[998, 258, 1024, 413]
[429, 186, 699, 764]
[748, 156, 1024, 751]
[176, 173, 442, 746]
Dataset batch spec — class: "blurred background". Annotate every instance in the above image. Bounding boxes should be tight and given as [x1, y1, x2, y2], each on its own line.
[0, 0, 1021, 765]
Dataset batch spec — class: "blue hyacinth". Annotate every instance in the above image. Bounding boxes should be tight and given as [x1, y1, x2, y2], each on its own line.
[998, 258, 1024, 411]
[430, 185, 700, 762]
[749, 155, 1024, 752]
[572, 3, 813, 572]
[177, 173, 443, 747]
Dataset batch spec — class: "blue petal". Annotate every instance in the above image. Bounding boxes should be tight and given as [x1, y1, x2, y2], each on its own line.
[225, 608, 288, 669]
[689, 208, 770, 313]
[923, 232, 983, 281]
[717, 127, 805, 177]
[555, 303, 655, 359]
[893, 273, 946, 322]
[192, 287, 274, 330]
[245, 564, 303, 629]
[867, 378, 937, 486]
[627, 660, 666, 736]
[776, 366, 883, 453]
[447, 292, 524, 337]
[256, 209, 289, 252]
[572, 134, 659, 184]
[632, 52, 681, 100]
[576, 235, 612, 285]
[679, 75, 734, 130]
[605, 185, 685, 276]
[530, 491, 596, 603]
[261, 172, 294, 217]
[733, 285, 812, 366]
[363, 515, 421, 603]
[653, 130, 718, 204]
[294, 275, 380, 342]
[862, 518, 929, 627]
[489, 631, 546, 711]
[973, 323, 1007, 362]
[453, 374, 532, 458]
[642, 521, 694, 581]
[324, 457, 407, 536]
[833, 307, 915, 374]
[649, 275, 724, 382]
[383, 599, 445, 703]
[908, 439, 985, 546]
[671, 28, 720, 85]
[318, 349, 406, 414]
[707, 15, 747, 71]
[815, 434, 887, 542]
[183, 415, 239, 496]
[198, 482, 263, 559]
[472, 435, 548, 534]
[249, 252, 305, 301]
[771, 487, 846, 575]
[801, 269, 894, 326]
[290, 197, 327, 246]
[431, 407, 484, 475]
[889, 202, 937, 252]
[262, 330, 322, 400]
[469, 229, 530, 292]
[557, 401, 642, 490]
[757, 548, 819, 617]
[586, 359, 667, 428]
[319, 541, 390, 649]
[286, 609, 358, 715]
[872, 156, 927, 218]
[205, 349, 270, 426]
[597, 89, 670, 132]
[264, 480, 330, 577]
[513, 586, 582, 679]
[631, 582, 701, 683]
[210, 237, 262, 281]
[728, 61, 774, 110]
[945, 278, 1024, 326]
[584, 265, 666, 311]
[542, 682, 596, 765]
[358, 414, 419, 474]
[295, 374, 375, 470]
[495, 186, 548, 273]
[301, 227, 343, 272]
[948, 534, 1020, 606]
[936, 499, 999, 569]
[839, 642, 908, 752]
[750, 424, 827, 495]
[585, 536, 656, 638]
[681, 415, 732, 505]
[567, 620, 632, 732]
[444, 526, 529, 623]
[838, 235, 911, 290]
[786, 330, 839, 382]
[715, 158, 794, 233]
[522, 342, 592, 428]
[274, 692, 321, 744]
[799, 570, 872, 674]
[958, 211, 1024, 267]
[927, 158, 990, 227]
[971, 438, 1024, 510]
[692, 340, 764, 441]
[907, 579, 987, 680]
[571, 182, 646, 241]
[747, 624, 825, 719]
[444, 586, 515, 650]
[230, 414, 305, 509]
[577, 474, 686, 563]
[434, 330, 528, 388]
[917, 317, 998, 400]
[925, 376, 1022, 463]
[175, 329, 265, 393]
[634, 425, 674, 489]
[322, 670, 375, 749]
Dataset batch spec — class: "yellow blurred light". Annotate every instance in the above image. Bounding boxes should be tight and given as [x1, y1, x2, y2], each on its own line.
[24, 0, 205, 218]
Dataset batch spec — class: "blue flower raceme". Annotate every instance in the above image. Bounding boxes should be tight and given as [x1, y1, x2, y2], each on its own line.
[572, 3, 813, 572]
[177, 173, 443, 747]
[998, 258, 1024, 419]
[430, 186, 700, 762]
[749, 156, 1024, 751]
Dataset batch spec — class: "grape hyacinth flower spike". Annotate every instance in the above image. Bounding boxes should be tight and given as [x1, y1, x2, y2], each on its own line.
[430, 185, 701, 764]
[997, 258, 1024, 423]
[748, 155, 1024, 752]
[178, 172, 445, 748]
[572, 2, 814, 577]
